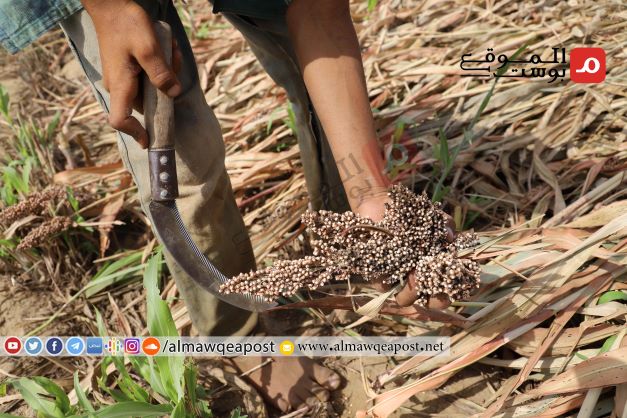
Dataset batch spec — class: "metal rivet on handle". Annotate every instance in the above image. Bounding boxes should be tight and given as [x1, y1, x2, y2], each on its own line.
[159, 189, 169, 199]
[159, 155, 169, 165]
[159, 172, 170, 182]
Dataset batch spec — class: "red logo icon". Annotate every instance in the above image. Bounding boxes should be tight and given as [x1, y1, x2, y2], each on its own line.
[570, 48, 605, 83]
[4, 337, 22, 355]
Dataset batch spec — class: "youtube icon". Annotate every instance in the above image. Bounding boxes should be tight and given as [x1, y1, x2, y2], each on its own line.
[4, 337, 22, 355]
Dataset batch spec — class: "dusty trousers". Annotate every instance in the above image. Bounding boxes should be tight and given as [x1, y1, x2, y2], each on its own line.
[60, 0, 348, 336]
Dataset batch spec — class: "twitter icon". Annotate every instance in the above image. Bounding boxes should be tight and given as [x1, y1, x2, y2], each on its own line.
[24, 337, 43, 356]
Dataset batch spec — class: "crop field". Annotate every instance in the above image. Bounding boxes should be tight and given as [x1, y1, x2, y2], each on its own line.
[0, 0, 625, 417]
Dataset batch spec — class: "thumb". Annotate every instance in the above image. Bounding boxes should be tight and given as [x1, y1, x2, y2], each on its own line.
[395, 273, 417, 307]
[395, 272, 452, 309]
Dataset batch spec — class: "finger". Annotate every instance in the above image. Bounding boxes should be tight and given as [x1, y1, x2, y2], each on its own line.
[441, 211, 456, 242]
[109, 72, 148, 148]
[427, 293, 451, 310]
[446, 225, 455, 243]
[395, 273, 417, 307]
[134, 37, 181, 97]
[370, 278, 391, 292]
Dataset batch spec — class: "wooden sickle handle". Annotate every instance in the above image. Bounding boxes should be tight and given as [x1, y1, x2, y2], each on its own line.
[144, 21, 178, 201]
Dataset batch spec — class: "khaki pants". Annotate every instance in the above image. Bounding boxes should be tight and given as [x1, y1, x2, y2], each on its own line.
[60, 1, 348, 336]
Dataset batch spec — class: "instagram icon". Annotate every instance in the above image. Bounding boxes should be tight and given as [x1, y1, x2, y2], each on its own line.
[124, 338, 140, 355]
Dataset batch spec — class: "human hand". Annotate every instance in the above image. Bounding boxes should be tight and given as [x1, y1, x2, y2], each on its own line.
[356, 196, 456, 309]
[81, 0, 183, 148]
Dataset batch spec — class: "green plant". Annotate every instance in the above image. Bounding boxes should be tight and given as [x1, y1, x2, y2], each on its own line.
[0, 85, 59, 205]
[7, 251, 219, 418]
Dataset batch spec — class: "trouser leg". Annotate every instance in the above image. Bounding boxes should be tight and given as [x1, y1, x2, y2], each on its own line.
[59, 1, 257, 336]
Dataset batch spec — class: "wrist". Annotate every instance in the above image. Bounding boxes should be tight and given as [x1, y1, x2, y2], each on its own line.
[81, 0, 132, 25]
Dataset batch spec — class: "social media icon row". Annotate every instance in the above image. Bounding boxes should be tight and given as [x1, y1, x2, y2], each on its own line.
[2, 337, 162, 356]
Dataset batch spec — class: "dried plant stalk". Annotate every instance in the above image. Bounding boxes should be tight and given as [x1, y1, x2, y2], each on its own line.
[221, 185, 480, 306]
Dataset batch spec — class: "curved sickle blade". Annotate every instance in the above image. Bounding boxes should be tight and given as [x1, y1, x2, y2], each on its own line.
[149, 200, 276, 312]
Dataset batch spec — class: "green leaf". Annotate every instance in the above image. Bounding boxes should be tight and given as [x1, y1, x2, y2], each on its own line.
[170, 401, 186, 418]
[265, 107, 280, 134]
[0, 84, 10, 119]
[597, 290, 627, 305]
[94, 402, 171, 418]
[598, 335, 617, 354]
[110, 356, 150, 402]
[144, 252, 178, 338]
[143, 251, 184, 401]
[367, 0, 378, 12]
[86, 251, 144, 297]
[283, 103, 297, 134]
[128, 356, 167, 398]
[184, 363, 198, 409]
[437, 127, 450, 169]
[46, 112, 61, 140]
[74, 371, 95, 413]
[230, 407, 248, 418]
[12, 378, 64, 418]
[199, 401, 213, 418]
[31, 377, 70, 414]
[94, 308, 108, 337]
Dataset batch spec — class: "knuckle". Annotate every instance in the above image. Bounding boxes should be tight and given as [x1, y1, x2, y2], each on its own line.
[151, 69, 174, 89]
[108, 114, 126, 130]
[136, 42, 159, 62]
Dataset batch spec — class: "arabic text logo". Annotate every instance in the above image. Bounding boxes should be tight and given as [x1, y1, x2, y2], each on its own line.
[124, 338, 140, 355]
[24, 337, 43, 356]
[86, 337, 103, 355]
[4, 337, 22, 355]
[66, 337, 85, 356]
[105, 338, 122, 355]
[45, 337, 63, 356]
[570, 48, 605, 83]
[460, 47, 566, 83]
[141, 337, 161, 356]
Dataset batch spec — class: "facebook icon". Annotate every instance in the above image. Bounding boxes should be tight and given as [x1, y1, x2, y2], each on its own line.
[45, 337, 63, 356]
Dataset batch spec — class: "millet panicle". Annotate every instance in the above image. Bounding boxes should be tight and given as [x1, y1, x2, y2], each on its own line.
[220, 185, 480, 306]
